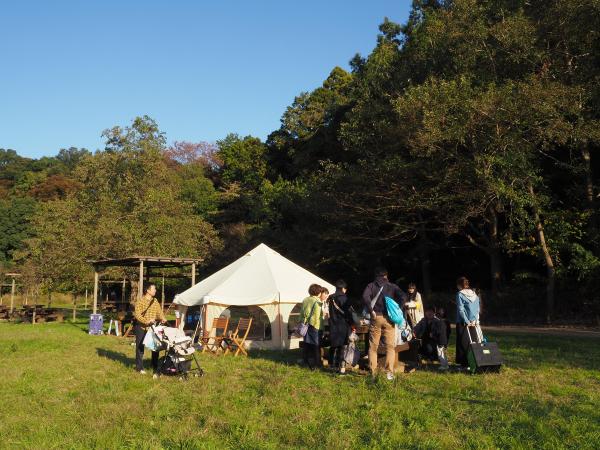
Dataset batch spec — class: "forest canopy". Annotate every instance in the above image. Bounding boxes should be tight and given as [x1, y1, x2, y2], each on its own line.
[2, 0, 599, 324]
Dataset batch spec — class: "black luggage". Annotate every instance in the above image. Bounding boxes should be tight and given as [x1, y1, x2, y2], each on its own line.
[466, 326, 502, 374]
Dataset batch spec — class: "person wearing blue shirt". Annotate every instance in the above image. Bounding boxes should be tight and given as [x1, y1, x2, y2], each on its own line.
[455, 276, 481, 367]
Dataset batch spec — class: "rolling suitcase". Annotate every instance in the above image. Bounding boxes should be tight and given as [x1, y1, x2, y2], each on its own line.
[467, 325, 502, 374]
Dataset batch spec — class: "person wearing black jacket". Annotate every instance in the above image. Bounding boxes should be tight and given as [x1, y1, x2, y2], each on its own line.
[362, 268, 407, 380]
[328, 279, 351, 374]
[414, 307, 449, 370]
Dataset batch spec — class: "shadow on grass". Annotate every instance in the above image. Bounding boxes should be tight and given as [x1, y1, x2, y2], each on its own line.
[96, 348, 136, 368]
[247, 332, 600, 373]
[481, 332, 600, 371]
[247, 348, 303, 366]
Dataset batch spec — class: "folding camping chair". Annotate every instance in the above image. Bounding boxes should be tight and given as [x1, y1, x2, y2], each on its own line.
[199, 317, 229, 353]
[223, 318, 253, 356]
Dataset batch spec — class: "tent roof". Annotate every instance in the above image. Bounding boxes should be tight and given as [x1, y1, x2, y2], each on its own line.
[173, 243, 335, 306]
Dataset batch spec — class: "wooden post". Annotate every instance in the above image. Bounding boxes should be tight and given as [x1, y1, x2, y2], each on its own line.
[10, 277, 16, 314]
[93, 271, 99, 315]
[138, 261, 144, 300]
[121, 278, 126, 307]
[191, 262, 196, 286]
[24, 287, 28, 306]
[161, 274, 165, 309]
[85, 288, 88, 309]
[0, 285, 3, 305]
[32, 307, 36, 325]
[72, 294, 77, 321]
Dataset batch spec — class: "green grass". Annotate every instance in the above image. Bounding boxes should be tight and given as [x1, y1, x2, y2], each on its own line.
[0, 322, 599, 449]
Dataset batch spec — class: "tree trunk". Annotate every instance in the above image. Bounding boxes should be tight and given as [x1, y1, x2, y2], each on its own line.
[487, 206, 502, 303]
[529, 185, 556, 324]
[418, 241, 432, 299]
[581, 145, 597, 246]
[582, 145, 594, 205]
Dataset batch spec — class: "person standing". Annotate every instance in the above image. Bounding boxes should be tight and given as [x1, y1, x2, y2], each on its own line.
[405, 282, 425, 328]
[328, 280, 351, 374]
[300, 284, 324, 370]
[455, 276, 481, 368]
[134, 283, 166, 377]
[362, 268, 407, 380]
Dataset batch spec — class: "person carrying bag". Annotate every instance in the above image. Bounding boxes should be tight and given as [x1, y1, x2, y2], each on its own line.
[362, 267, 407, 381]
[134, 283, 167, 377]
[299, 284, 324, 370]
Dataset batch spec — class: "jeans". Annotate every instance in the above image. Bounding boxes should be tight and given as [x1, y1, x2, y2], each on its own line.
[135, 323, 159, 372]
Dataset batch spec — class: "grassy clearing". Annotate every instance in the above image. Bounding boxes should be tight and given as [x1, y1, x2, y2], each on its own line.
[0, 321, 599, 449]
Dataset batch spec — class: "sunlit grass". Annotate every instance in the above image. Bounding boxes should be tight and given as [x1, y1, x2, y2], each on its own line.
[0, 321, 598, 449]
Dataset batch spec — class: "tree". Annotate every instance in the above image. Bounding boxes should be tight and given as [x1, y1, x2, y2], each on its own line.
[20, 117, 222, 292]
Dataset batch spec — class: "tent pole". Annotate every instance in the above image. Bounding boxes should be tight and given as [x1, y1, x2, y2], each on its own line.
[277, 295, 284, 350]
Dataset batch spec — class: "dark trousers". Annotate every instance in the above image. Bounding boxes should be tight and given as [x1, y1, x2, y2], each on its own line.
[455, 324, 472, 367]
[329, 346, 346, 368]
[135, 323, 159, 372]
[302, 343, 321, 369]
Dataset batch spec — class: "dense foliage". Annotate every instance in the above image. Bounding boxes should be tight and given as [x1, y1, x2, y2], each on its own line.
[1, 0, 599, 323]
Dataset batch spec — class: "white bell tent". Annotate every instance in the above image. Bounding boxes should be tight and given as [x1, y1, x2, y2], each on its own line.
[173, 243, 334, 350]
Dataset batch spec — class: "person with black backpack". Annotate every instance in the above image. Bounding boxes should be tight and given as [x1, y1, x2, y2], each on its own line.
[328, 279, 352, 374]
[362, 267, 407, 380]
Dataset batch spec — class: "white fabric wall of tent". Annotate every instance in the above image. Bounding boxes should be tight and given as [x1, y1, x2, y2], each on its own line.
[173, 243, 335, 350]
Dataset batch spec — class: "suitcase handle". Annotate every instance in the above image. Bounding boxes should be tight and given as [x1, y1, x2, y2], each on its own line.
[466, 325, 483, 344]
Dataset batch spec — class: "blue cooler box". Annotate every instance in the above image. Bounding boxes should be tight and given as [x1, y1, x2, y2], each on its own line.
[89, 314, 104, 335]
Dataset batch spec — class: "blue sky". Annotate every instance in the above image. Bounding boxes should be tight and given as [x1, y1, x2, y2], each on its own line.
[1, 1, 411, 159]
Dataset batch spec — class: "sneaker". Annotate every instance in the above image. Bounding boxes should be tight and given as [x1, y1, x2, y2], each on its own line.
[138, 370, 146, 375]
[339, 367, 346, 375]
[152, 373, 159, 379]
[386, 372, 395, 381]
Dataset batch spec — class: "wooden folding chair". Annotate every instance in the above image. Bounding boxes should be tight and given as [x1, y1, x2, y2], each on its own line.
[199, 317, 230, 353]
[223, 318, 253, 356]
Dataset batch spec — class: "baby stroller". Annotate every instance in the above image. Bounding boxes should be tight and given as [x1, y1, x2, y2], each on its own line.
[150, 325, 204, 379]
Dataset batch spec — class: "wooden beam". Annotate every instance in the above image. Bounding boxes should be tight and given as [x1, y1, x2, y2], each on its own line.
[191, 262, 196, 286]
[161, 275, 165, 309]
[93, 271, 99, 315]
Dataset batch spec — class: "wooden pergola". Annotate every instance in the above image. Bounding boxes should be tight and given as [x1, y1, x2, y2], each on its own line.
[89, 256, 202, 315]
[0, 272, 20, 314]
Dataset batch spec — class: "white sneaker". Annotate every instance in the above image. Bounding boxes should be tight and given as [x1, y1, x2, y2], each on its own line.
[138, 370, 146, 375]
[339, 367, 346, 374]
[152, 373, 159, 380]
[386, 372, 395, 381]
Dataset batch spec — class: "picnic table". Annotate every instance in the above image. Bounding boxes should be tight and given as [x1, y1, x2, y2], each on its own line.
[20, 305, 64, 323]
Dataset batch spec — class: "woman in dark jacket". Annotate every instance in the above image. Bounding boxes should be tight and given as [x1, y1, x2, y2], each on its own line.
[328, 279, 351, 374]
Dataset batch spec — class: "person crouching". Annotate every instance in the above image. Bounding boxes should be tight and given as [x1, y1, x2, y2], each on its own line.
[414, 306, 449, 370]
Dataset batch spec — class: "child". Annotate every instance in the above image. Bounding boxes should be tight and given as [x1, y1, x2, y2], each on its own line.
[436, 307, 452, 344]
[414, 307, 449, 370]
[405, 282, 425, 327]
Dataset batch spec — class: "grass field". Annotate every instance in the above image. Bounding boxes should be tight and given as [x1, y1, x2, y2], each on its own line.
[0, 321, 599, 449]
